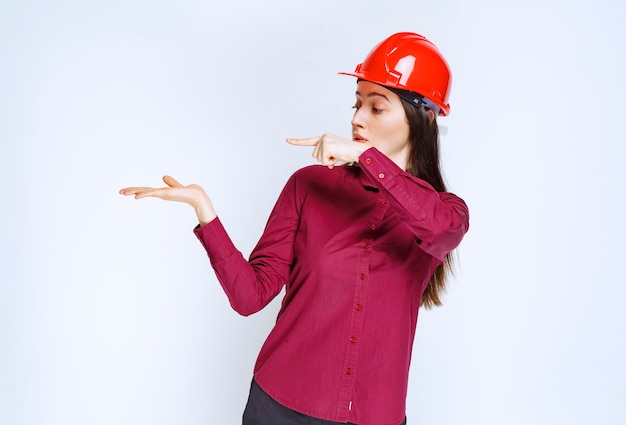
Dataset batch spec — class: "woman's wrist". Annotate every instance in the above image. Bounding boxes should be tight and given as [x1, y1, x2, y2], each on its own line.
[356, 145, 373, 161]
[193, 190, 217, 226]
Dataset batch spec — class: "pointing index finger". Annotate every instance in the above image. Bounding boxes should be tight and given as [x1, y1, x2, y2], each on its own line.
[286, 136, 321, 147]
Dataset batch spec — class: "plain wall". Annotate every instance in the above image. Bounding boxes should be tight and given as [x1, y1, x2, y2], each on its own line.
[1, 0, 624, 424]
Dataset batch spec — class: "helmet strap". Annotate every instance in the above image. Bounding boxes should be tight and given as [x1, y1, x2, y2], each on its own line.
[386, 87, 441, 116]
[356, 79, 441, 116]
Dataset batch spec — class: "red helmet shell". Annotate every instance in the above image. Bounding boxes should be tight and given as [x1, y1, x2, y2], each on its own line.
[340, 32, 452, 116]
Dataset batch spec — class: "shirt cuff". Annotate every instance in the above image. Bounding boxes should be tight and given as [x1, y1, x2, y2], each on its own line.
[358, 147, 428, 221]
[193, 217, 238, 264]
[358, 147, 405, 182]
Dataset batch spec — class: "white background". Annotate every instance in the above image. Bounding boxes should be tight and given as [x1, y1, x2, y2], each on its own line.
[1, 1, 624, 424]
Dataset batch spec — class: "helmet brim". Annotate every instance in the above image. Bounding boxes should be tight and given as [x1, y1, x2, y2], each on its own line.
[337, 71, 450, 116]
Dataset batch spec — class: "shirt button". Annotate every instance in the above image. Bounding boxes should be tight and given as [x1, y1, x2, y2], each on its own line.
[355, 304, 363, 311]
[350, 336, 357, 344]
[359, 273, 366, 280]
[364, 243, 370, 249]
[365, 158, 372, 164]
[379, 198, 386, 205]
[370, 224, 377, 231]
[346, 368, 353, 375]
[378, 173, 385, 179]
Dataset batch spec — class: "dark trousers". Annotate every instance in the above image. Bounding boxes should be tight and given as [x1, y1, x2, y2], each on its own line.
[242, 379, 407, 425]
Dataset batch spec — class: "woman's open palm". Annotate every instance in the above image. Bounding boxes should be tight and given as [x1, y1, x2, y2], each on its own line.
[119, 176, 217, 225]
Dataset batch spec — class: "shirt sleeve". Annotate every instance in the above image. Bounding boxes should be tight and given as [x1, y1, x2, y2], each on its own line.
[193, 173, 301, 316]
[358, 147, 469, 262]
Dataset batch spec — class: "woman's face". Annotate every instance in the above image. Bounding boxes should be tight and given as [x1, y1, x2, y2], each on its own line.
[352, 80, 410, 170]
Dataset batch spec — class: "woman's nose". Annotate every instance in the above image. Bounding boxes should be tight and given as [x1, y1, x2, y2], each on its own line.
[351, 109, 365, 129]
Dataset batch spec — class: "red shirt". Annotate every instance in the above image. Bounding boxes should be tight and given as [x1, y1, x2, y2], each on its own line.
[194, 147, 469, 425]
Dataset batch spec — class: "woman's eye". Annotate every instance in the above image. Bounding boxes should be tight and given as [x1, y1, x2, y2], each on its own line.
[352, 104, 360, 110]
[372, 107, 383, 114]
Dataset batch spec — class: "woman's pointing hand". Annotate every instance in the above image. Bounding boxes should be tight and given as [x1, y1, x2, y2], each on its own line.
[287, 134, 369, 169]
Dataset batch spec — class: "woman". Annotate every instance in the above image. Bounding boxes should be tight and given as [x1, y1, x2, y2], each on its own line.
[120, 32, 469, 425]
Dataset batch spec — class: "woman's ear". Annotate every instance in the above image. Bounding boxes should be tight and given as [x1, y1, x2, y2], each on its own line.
[427, 109, 435, 124]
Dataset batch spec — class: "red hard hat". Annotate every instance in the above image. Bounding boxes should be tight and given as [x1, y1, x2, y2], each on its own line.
[339, 32, 452, 116]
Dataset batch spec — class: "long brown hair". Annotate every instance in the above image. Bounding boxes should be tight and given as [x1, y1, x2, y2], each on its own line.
[401, 99, 453, 309]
